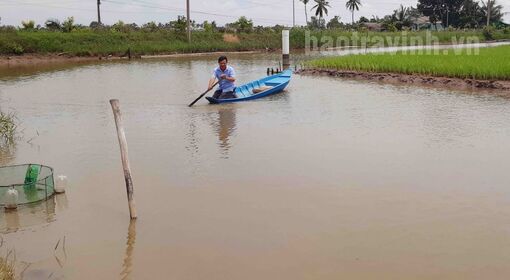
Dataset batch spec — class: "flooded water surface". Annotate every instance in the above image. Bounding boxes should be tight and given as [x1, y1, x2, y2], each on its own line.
[1, 53, 510, 279]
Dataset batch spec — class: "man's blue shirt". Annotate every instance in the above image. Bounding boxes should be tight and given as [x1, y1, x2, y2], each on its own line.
[213, 66, 236, 92]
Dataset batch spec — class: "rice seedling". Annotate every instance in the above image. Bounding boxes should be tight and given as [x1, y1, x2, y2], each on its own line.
[306, 45, 510, 81]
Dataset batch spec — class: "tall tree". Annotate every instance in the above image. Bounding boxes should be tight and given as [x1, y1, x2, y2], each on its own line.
[418, 0, 464, 27]
[300, 0, 310, 24]
[345, 0, 361, 25]
[459, 0, 483, 28]
[392, 4, 413, 30]
[312, 0, 331, 24]
[481, 0, 504, 26]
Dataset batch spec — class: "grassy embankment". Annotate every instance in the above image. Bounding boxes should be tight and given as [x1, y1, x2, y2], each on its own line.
[306, 45, 510, 81]
[1, 28, 509, 56]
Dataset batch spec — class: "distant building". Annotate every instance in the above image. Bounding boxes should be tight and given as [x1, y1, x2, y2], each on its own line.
[413, 16, 443, 31]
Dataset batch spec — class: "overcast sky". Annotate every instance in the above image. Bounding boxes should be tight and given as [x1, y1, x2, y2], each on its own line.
[1, 0, 509, 27]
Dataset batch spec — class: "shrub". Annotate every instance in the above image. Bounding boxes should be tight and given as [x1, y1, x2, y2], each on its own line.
[21, 20, 35, 30]
[62, 17, 76, 33]
[0, 40, 24, 55]
[483, 26, 495, 40]
[45, 18, 61, 31]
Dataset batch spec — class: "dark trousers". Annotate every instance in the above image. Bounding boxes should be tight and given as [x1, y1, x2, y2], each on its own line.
[213, 89, 237, 99]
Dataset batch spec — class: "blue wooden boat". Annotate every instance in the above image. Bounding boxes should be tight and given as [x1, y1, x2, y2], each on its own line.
[206, 69, 292, 104]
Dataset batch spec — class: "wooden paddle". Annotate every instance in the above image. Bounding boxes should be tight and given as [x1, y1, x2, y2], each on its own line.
[188, 81, 219, 107]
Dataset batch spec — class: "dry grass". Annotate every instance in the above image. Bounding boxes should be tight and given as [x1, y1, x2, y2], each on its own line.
[223, 33, 240, 43]
[0, 238, 15, 280]
[0, 111, 17, 147]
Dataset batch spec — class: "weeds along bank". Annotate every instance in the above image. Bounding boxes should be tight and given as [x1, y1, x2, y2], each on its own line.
[1, 28, 510, 56]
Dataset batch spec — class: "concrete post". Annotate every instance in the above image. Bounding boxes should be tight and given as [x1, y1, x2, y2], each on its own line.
[282, 29, 290, 70]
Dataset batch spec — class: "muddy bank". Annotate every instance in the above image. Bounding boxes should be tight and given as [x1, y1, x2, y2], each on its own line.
[298, 68, 510, 93]
[0, 50, 267, 67]
[0, 54, 119, 67]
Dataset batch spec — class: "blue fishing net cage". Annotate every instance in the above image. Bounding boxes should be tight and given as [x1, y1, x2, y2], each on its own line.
[0, 164, 55, 206]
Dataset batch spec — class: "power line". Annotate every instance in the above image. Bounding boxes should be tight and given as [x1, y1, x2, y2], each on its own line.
[102, 0, 305, 25]
[0, 0, 299, 25]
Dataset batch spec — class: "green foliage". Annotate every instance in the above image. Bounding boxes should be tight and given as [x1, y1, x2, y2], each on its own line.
[358, 16, 369, 23]
[327, 16, 344, 29]
[112, 20, 126, 33]
[228, 16, 254, 33]
[21, 20, 35, 30]
[62, 17, 76, 33]
[308, 16, 326, 29]
[345, 0, 362, 24]
[418, 0, 505, 28]
[142, 21, 158, 32]
[384, 22, 398, 32]
[0, 33, 24, 54]
[312, 0, 331, 20]
[307, 45, 510, 80]
[169, 16, 187, 36]
[45, 18, 61, 30]
[483, 26, 495, 40]
[89, 21, 101, 29]
[202, 21, 217, 33]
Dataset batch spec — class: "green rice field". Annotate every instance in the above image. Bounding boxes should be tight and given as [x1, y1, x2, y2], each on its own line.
[306, 45, 510, 80]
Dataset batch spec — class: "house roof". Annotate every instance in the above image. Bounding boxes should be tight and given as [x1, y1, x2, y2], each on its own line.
[414, 16, 443, 25]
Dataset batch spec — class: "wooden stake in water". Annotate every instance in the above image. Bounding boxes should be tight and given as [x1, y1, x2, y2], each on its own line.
[110, 99, 137, 219]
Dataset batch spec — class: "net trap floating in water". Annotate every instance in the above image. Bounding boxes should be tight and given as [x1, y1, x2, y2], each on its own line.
[0, 164, 56, 209]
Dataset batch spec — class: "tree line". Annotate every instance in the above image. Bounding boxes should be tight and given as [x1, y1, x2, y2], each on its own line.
[304, 0, 507, 30]
[1, 0, 507, 34]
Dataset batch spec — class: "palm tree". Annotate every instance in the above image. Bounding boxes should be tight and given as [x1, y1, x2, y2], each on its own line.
[345, 0, 361, 25]
[300, 0, 310, 24]
[312, 0, 330, 21]
[481, 0, 504, 26]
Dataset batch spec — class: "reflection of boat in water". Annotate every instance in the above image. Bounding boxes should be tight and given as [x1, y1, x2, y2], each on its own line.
[206, 70, 292, 104]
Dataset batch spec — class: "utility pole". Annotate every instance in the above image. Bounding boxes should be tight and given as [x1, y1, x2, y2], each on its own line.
[97, 0, 101, 25]
[486, 0, 491, 27]
[186, 0, 191, 43]
[292, 0, 295, 27]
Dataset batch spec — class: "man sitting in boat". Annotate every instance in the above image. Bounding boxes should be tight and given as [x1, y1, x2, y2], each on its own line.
[208, 56, 237, 99]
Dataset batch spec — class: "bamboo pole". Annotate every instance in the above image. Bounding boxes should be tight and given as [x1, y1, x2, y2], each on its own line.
[110, 99, 137, 219]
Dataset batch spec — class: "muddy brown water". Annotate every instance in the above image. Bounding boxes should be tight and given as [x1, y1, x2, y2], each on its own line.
[1, 52, 510, 279]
